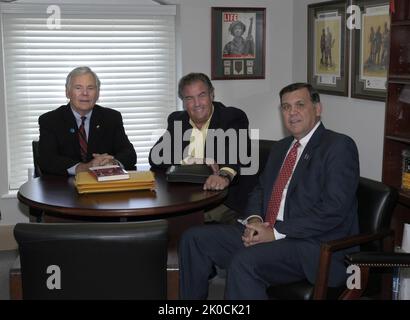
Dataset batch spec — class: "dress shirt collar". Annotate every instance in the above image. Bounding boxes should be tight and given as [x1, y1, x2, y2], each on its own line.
[188, 104, 214, 131]
[292, 120, 322, 148]
[70, 105, 93, 127]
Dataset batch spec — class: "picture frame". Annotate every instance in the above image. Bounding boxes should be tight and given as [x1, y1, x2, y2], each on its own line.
[307, 1, 349, 96]
[211, 7, 266, 80]
[351, 0, 390, 101]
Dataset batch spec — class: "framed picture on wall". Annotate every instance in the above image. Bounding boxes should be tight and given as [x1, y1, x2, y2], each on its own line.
[351, 0, 390, 101]
[211, 7, 266, 80]
[307, 1, 349, 96]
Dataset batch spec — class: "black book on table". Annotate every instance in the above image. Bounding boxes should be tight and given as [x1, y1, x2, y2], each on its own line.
[165, 164, 213, 184]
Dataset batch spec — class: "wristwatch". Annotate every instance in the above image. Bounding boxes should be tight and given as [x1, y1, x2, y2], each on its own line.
[218, 170, 232, 183]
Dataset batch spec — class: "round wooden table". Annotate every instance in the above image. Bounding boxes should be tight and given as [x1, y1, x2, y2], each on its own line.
[17, 171, 227, 220]
[16, 171, 228, 299]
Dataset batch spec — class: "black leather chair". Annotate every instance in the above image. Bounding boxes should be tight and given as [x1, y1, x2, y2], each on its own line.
[14, 220, 168, 299]
[32, 140, 42, 178]
[29, 141, 43, 222]
[267, 177, 398, 300]
[224, 139, 276, 215]
[343, 244, 410, 299]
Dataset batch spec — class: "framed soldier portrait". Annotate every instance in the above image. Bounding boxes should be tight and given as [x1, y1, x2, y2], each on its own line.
[351, 0, 390, 101]
[211, 7, 266, 80]
[308, 1, 349, 96]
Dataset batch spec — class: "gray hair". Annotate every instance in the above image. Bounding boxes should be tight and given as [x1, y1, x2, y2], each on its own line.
[65, 66, 101, 90]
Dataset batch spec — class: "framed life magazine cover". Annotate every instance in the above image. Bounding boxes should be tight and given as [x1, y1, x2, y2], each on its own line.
[351, 0, 390, 101]
[211, 7, 266, 80]
[307, 1, 349, 96]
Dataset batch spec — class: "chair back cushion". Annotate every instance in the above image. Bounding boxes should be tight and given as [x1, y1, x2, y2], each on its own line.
[357, 177, 398, 251]
[14, 220, 168, 300]
[267, 177, 398, 300]
[224, 139, 276, 214]
[258, 139, 277, 172]
[32, 141, 42, 178]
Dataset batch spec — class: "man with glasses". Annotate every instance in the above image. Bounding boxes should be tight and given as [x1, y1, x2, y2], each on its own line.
[38, 66, 136, 175]
[179, 82, 360, 299]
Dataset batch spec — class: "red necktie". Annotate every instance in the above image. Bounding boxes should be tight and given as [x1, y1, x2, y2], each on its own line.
[265, 141, 300, 226]
[78, 116, 88, 162]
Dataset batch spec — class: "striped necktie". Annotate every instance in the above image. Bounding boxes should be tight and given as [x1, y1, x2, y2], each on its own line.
[78, 116, 88, 162]
[265, 141, 300, 226]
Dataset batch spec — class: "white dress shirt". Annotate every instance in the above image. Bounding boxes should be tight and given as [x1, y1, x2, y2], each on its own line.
[273, 121, 322, 239]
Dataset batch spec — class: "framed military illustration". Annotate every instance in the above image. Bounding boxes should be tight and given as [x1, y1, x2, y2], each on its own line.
[211, 7, 266, 80]
[307, 1, 349, 96]
[351, 0, 390, 101]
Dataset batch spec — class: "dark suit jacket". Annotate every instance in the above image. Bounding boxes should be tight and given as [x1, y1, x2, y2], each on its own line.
[245, 123, 360, 286]
[148, 101, 249, 174]
[38, 104, 137, 175]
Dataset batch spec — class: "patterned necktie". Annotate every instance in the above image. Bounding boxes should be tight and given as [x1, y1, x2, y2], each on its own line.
[265, 141, 300, 226]
[78, 116, 88, 162]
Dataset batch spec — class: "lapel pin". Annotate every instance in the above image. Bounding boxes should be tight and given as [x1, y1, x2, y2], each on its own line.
[70, 128, 75, 133]
[96, 125, 100, 129]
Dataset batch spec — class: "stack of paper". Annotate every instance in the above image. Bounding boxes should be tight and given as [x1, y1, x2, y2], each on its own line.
[75, 170, 155, 194]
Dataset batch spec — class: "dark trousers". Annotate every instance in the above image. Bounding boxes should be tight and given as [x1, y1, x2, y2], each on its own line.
[178, 223, 308, 300]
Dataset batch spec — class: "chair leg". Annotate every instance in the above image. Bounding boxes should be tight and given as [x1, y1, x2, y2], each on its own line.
[9, 256, 22, 300]
[29, 208, 43, 222]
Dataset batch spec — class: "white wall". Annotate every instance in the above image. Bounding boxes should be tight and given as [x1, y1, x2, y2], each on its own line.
[0, 0, 386, 225]
[170, 0, 294, 140]
[293, 0, 386, 180]
[0, 0, 294, 224]
[174, 0, 386, 181]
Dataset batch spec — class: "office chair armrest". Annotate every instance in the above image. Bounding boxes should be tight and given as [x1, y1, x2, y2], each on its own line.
[322, 229, 394, 252]
[345, 251, 410, 267]
[313, 229, 394, 299]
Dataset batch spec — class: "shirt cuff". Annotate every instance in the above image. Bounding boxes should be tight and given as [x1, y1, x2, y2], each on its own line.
[237, 214, 263, 225]
[273, 227, 286, 240]
[67, 163, 79, 176]
[114, 159, 124, 168]
[219, 167, 237, 179]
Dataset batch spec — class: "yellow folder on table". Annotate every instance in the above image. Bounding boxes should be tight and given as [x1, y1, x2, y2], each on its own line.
[75, 170, 155, 194]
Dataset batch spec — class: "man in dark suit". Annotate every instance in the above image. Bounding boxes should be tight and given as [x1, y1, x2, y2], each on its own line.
[179, 82, 360, 299]
[38, 66, 136, 175]
[149, 73, 250, 221]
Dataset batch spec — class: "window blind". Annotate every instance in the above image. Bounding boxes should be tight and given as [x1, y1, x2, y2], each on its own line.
[1, 4, 176, 190]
